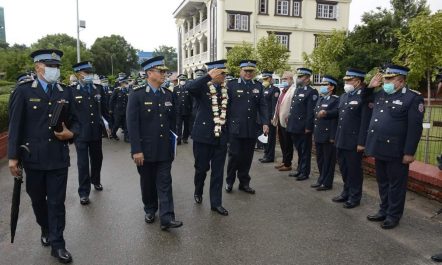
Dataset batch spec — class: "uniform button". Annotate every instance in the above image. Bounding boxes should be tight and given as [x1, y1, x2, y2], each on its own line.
[340, 118, 343, 120]
[248, 108, 251, 111]
[385, 101, 389, 103]
[342, 110, 345, 112]
[160, 114, 162, 117]
[48, 127, 51, 130]
[375, 119, 378, 122]
[91, 113, 94, 116]
[203, 122, 206, 125]
[345, 103, 348, 105]
[380, 110, 384, 112]
[48, 139, 52, 142]
[326, 128, 328, 131]
[247, 100, 250, 102]
[371, 130, 374, 133]
[91, 121, 94, 124]
[90, 105, 93, 107]
[159, 104, 161, 106]
[160, 124, 164, 127]
[33, 106, 37, 109]
[248, 117, 250, 119]
[315, 125, 317, 127]
[160, 134, 163, 137]
[48, 114, 52, 117]
[48, 102, 52, 106]
[387, 140, 390, 143]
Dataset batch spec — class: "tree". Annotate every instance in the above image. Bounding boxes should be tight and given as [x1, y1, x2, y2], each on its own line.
[256, 34, 290, 74]
[226, 42, 256, 77]
[303, 30, 346, 78]
[0, 44, 32, 81]
[90, 35, 139, 76]
[152, 45, 177, 72]
[395, 11, 442, 97]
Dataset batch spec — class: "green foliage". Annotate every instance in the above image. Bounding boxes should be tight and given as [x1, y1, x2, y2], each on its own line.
[152, 45, 178, 72]
[226, 42, 256, 77]
[0, 44, 32, 81]
[0, 80, 14, 86]
[395, 11, 442, 89]
[256, 34, 291, 74]
[303, 30, 346, 78]
[90, 35, 139, 76]
[0, 94, 9, 132]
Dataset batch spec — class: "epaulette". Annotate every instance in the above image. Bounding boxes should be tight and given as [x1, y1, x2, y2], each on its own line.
[16, 79, 33, 87]
[132, 85, 144, 91]
[410, 89, 421, 95]
[332, 95, 339, 98]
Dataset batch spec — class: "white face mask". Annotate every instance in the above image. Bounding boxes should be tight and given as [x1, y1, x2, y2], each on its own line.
[344, 84, 355, 93]
[44, 67, 60, 84]
[83, 74, 94, 83]
[179, 81, 186, 86]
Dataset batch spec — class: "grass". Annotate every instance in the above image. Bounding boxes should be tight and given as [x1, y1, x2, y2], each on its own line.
[415, 105, 442, 166]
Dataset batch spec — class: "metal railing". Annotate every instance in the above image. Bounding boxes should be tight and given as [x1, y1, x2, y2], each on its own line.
[415, 104, 442, 166]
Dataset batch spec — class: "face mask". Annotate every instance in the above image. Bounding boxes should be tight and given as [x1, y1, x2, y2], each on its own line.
[383, 82, 396, 94]
[262, 81, 270, 88]
[281, 81, 289, 88]
[319, 86, 329, 95]
[83, 74, 94, 84]
[44, 67, 60, 84]
[296, 79, 304, 87]
[179, 81, 186, 86]
[344, 84, 355, 93]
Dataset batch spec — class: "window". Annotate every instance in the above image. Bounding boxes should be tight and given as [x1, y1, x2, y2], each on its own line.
[276, 35, 289, 49]
[259, 0, 268, 14]
[317, 2, 337, 19]
[292, 1, 301, 17]
[313, 74, 322, 84]
[226, 47, 232, 53]
[314, 34, 330, 48]
[227, 12, 250, 32]
[276, 0, 290, 16]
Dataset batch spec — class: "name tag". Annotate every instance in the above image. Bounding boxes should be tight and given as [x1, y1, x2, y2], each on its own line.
[299, 94, 305, 97]
[264, 91, 269, 94]
[29, 98, 41, 102]
[252, 89, 259, 94]
[349, 101, 358, 105]
[237, 90, 243, 93]
[75, 96, 83, 99]
[144, 102, 153, 105]
[321, 104, 328, 107]
[165, 101, 173, 107]
[393, 100, 403, 105]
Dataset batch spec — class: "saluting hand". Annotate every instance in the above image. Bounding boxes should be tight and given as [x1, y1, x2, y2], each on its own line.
[208, 69, 225, 79]
[368, 73, 383, 88]
[357, 145, 365, 152]
[133, 152, 144, 166]
[402, 155, 415, 164]
[54, 123, 74, 141]
[9, 159, 21, 177]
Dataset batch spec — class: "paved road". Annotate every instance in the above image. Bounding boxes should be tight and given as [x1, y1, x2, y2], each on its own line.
[0, 137, 441, 265]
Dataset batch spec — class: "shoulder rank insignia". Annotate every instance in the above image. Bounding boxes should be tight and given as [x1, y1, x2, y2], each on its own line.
[133, 85, 144, 91]
[410, 89, 421, 95]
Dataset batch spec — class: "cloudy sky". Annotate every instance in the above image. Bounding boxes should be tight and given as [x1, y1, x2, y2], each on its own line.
[0, 0, 441, 51]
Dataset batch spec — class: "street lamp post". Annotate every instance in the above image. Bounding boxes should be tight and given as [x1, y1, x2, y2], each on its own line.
[76, 0, 80, 63]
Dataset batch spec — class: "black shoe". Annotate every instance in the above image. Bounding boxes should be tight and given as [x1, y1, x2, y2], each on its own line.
[93, 184, 103, 191]
[239, 185, 255, 194]
[310, 183, 321, 188]
[260, 158, 274, 163]
[296, 175, 309, 181]
[381, 219, 399, 229]
[367, 213, 386, 222]
[51, 248, 73, 264]
[160, 220, 183, 230]
[41, 229, 50, 247]
[211, 206, 229, 216]
[332, 195, 348, 203]
[316, 185, 332, 191]
[194, 194, 202, 204]
[431, 253, 442, 262]
[343, 201, 360, 209]
[225, 184, 233, 193]
[80, 197, 90, 205]
[289, 171, 301, 177]
[183, 139, 188, 144]
[145, 213, 155, 224]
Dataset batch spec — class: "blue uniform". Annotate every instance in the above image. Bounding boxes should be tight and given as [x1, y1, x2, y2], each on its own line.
[70, 83, 108, 198]
[363, 86, 424, 221]
[188, 75, 228, 207]
[313, 95, 339, 188]
[110, 86, 129, 140]
[286, 85, 318, 178]
[8, 79, 79, 250]
[226, 78, 268, 187]
[328, 88, 372, 203]
[262, 85, 280, 161]
[174, 84, 193, 143]
[126, 84, 177, 224]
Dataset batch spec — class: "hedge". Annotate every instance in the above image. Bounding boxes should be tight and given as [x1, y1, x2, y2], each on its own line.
[0, 94, 9, 133]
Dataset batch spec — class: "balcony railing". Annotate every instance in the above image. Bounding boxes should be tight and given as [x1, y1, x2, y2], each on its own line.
[183, 51, 209, 66]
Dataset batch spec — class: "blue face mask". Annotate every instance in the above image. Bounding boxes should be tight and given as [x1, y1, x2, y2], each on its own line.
[281, 81, 289, 88]
[319, 86, 329, 95]
[83, 74, 94, 84]
[383, 83, 396, 94]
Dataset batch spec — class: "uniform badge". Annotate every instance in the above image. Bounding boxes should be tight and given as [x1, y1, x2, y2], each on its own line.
[349, 100, 358, 105]
[51, 52, 57, 59]
[418, 103, 424, 113]
[29, 98, 41, 102]
[393, 100, 403, 105]
[75, 96, 83, 99]
[144, 102, 153, 105]
[321, 104, 328, 107]
[299, 94, 305, 97]
[165, 101, 173, 107]
[264, 91, 269, 94]
[237, 90, 243, 93]
[252, 89, 259, 94]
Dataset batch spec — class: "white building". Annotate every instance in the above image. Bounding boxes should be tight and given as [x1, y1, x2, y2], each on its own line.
[173, 0, 351, 83]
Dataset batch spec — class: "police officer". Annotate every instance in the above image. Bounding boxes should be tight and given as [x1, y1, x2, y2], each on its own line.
[194, 68, 206, 79]
[16, 72, 34, 85]
[312, 75, 339, 191]
[8, 49, 78, 263]
[364, 65, 424, 229]
[174, 74, 193, 144]
[225, 60, 269, 194]
[100, 76, 114, 132]
[286, 68, 318, 181]
[259, 71, 280, 163]
[127, 56, 182, 230]
[329, 68, 371, 209]
[187, 60, 229, 216]
[70, 61, 108, 205]
[110, 77, 129, 141]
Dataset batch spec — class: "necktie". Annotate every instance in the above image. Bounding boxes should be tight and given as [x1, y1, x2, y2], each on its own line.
[47, 84, 53, 98]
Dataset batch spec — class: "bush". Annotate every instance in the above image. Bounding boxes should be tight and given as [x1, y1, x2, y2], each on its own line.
[0, 94, 9, 132]
[0, 80, 14, 86]
[0, 85, 13, 95]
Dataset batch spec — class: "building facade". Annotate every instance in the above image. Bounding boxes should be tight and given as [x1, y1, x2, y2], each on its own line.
[0, 7, 5, 44]
[173, 0, 351, 82]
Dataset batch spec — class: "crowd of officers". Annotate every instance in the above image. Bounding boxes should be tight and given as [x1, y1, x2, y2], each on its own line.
[8, 48, 436, 264]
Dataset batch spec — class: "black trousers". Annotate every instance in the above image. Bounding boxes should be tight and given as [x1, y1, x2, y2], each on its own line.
[291, 133, 312, 177]
[375, 159, 409, 222]
[263, 124, 277, 160]
[336, 148, 363, 203]
[75, 139, 103, 197]
[277, 125, 293, 167]
[176, 115, 191, 141]
[25, 168, 68, 250]
[315, 141, 336, 188]
[193, 141, 227, 207]
[112, 113, 127, 137]
[226, 137, 256, 187]
[137, 161, 175, 224]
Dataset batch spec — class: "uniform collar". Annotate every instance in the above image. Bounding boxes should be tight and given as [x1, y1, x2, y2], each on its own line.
[37, 77, 48, 91]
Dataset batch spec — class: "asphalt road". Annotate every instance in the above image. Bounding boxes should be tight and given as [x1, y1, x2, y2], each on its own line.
[0, 137, 441, 265]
